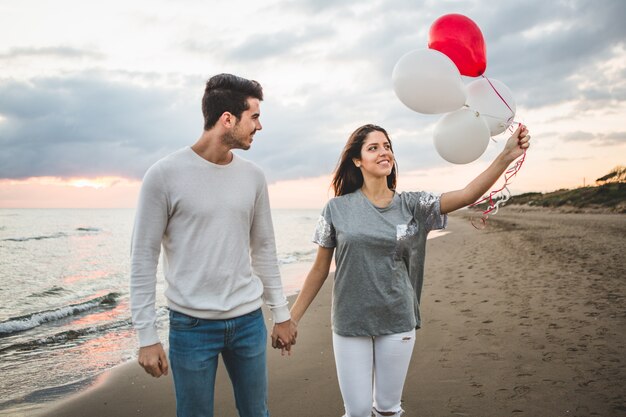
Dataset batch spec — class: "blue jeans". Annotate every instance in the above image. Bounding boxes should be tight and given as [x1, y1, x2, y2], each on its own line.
[168, 308, 269, 417]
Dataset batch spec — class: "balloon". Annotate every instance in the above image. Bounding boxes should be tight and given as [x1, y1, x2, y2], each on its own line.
[466, 78, 516, 136]
[428, 14, 487, 77]
[392, 49, 467, 114]
[433, 108, 490, 164]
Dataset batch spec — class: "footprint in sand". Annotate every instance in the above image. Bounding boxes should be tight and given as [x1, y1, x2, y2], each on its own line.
[476, 328, 495, 336]
[509, 385, 530, 399]
[471, 352, 501, 361]
[542, 378, 565, 386]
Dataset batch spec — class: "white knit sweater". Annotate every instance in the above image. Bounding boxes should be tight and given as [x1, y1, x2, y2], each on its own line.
[130, 147, 290, 347]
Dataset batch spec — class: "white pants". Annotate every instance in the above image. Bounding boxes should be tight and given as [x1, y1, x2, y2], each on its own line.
[333, 329, 416, 417]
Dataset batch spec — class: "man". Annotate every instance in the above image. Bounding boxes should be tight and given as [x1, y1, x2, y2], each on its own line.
[130, 73, 296, 417]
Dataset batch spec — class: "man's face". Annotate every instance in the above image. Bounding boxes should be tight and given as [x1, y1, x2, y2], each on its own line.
[224, 98, 262, 150]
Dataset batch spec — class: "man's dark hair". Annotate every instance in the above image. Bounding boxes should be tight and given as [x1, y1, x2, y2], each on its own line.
[202, 73, 264, 130]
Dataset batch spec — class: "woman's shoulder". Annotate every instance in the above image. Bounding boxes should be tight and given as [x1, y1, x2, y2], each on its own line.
[326, 191, 361, 207]
[318, 192, 361, 217]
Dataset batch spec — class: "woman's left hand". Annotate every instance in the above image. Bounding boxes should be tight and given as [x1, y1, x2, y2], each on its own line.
[501, 124, 530, 163]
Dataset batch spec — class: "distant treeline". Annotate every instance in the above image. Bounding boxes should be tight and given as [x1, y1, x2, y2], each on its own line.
[508, 182, 625, 212]
[474, 166, 626, 213]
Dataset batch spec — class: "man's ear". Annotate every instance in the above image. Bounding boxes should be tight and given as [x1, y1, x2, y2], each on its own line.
[220, 112, 236, 128]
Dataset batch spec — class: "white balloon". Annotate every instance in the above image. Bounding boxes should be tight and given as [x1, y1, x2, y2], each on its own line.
[433, 108, 490, 164]
[466, 78, 516, 136]
[392, 49, 467, 114]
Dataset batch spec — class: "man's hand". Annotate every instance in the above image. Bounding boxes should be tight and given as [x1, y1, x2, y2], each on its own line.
[138, 343, 169, 377]
[271, 319, 298, 355]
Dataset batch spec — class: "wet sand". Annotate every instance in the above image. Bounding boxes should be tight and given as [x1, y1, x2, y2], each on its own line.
[37, 209, 626, 417]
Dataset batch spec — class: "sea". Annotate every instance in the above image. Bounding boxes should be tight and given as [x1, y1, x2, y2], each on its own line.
[0, 208, 321, 414]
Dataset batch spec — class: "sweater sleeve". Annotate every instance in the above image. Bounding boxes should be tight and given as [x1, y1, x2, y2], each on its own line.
[250, 175, 290, 324]
[130, 165, 170, 347]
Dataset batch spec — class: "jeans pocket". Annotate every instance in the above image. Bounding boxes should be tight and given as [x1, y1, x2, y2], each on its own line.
[169, 310, 199, 330]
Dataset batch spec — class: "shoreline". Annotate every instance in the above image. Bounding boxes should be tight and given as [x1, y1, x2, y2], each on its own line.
[0, 260, 315, 417]
[10, 208, 626, 416]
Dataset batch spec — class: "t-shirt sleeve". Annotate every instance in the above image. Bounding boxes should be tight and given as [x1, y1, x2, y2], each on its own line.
[414, 192, 448, 232]
[312, 202, 336, 248]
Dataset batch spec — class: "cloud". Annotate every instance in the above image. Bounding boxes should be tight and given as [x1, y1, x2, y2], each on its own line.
[300, 0, 626, 110]
[280, 0, 362, 13]
[0, 72, 202, 180]
[600, 131, 626, 145]
[561, 131, 596, 142]
[484, 0, 626, 107]
[227, 26, 335, 61]
[560, 130, 626, 146]
[550, 156, 594, 161]
[248, 90, 445, 183]
[0, 0, 623, 186]
[0, 46, 103, 60]
[271, 0, 626, 114]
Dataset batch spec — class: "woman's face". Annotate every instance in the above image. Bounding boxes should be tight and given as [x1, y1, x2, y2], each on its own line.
[354, 131, 394, 178]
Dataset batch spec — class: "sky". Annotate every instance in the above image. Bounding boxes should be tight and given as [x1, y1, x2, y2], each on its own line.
[0, 0, 624, 208]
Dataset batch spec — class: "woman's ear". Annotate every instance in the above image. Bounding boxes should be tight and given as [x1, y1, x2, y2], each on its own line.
[352, 158, 361, 168]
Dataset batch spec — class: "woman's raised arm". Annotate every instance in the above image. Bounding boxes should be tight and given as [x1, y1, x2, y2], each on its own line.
[440, 125, 530, 215]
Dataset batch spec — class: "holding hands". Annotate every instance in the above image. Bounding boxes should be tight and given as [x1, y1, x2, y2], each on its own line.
[271, 319, 298, 355]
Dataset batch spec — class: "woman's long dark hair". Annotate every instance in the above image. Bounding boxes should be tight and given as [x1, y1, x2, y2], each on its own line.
[331, 124, 397, 196]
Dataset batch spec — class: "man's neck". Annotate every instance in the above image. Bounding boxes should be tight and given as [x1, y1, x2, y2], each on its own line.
[191, 131, 233, 165]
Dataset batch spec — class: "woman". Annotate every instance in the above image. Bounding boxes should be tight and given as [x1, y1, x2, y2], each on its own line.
[288, 123, 530, 417]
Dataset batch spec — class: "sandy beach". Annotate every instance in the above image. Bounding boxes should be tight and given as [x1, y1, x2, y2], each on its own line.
[34, 208, 626, 417]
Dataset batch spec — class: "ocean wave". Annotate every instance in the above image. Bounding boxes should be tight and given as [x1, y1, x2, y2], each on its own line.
[278, 256, 298, 265]
[278, 249, 316, 265]
[27, 286, 67, 298]
[0, 292, 120, 336]
[0, 306, 170, 354]
[2, 227, 101, 243]
[76, 227, 100, 232]
[2, 232, 67, 242]
[0, 318, 132, 353]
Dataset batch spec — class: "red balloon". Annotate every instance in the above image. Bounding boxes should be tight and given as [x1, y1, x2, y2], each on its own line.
[428, 14, 487, 77]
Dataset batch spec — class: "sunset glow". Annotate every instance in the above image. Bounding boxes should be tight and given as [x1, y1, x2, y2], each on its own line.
[68, 179, 108, 189]
[0, 177, 141, 208]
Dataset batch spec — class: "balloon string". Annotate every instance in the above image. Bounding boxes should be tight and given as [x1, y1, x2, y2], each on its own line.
[482, 75, 515, 122]
[469, 137, 527, 229]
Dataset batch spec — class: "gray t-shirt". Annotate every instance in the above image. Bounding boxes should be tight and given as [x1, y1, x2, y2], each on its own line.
[313, 189, 447, 336]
